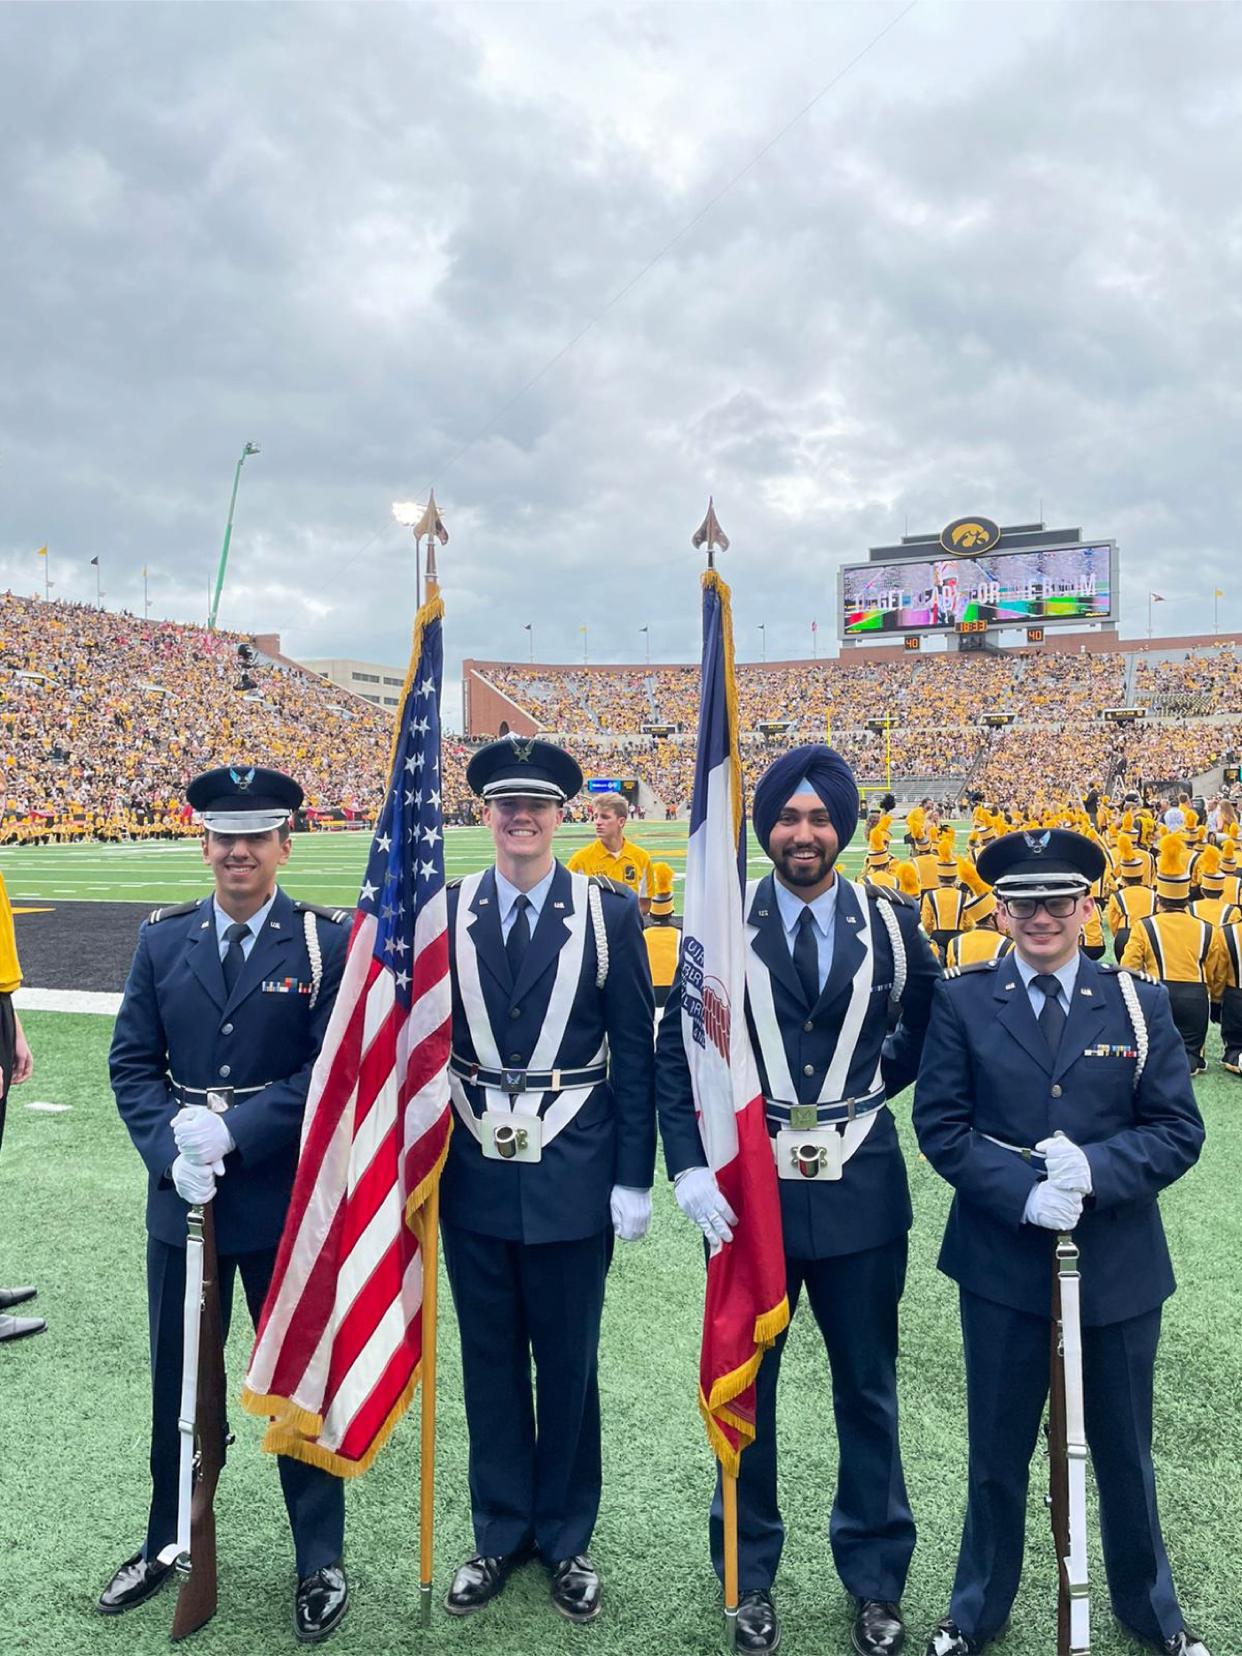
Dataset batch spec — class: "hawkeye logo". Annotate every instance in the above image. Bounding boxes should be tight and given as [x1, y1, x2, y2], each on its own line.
[682, 935, 731, 1060]
[939, 516, 1002, 557]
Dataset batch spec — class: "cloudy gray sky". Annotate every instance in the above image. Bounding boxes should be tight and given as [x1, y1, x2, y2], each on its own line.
[3, 1, 1240, 727]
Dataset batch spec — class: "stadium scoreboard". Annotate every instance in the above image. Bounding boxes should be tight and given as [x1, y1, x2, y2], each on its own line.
[838, 522, 1118, 642]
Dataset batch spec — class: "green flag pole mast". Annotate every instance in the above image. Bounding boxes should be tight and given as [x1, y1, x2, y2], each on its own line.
[208, 442, 259, 631]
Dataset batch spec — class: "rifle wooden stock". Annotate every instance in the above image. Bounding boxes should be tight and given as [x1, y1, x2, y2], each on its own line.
[171, 1201, 228, 1642]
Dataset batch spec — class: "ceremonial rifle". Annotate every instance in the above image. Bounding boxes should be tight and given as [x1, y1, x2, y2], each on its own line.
[158, 1198, 228, 1640]
[1048, 1232, 1090, 1655]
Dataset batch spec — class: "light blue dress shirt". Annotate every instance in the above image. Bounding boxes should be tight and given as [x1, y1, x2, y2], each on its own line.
[774, 875, 838, 995]
[495, 865, 557, 943]
[213, 890, 278, 961]
[1014, 950, 1079, 1019]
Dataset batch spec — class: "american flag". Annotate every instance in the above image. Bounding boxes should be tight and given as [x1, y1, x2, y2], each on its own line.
[241, 593, 452, 1476]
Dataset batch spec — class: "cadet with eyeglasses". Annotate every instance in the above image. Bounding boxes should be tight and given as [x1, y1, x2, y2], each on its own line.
[913, 828, 1210, 1656]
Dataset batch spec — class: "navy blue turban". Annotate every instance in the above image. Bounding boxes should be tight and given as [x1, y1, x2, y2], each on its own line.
[752, 744, 860, 855]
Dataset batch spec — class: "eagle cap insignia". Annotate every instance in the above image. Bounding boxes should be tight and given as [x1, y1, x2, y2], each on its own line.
[229, 766, 256, 791]
[1024, 831, 1051, 854]
[508, 736, 536, 763]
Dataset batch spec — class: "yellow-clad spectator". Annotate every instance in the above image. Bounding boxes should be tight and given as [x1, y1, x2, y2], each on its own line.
[0, 868, 41, 1342]
[643, 863, 680, 1009]
[567, 792, 653, 915]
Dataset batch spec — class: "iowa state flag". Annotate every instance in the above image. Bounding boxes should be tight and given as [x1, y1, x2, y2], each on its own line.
[681, 568, 788, 1476]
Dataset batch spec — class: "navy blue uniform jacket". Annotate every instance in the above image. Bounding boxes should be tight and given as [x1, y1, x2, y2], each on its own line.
[441, 863, 656, 1244]
[913, 954, 1204, 1326]
[110, 888, 348, 1252]
[657, 875, 941, 1260]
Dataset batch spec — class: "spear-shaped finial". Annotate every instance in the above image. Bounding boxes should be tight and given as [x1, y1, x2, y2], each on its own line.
[691, 497, 730, 568]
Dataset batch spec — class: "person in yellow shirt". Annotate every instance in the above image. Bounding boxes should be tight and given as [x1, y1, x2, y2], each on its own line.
[921, 839, 971, 960]
[0, 868, 41, 1342]
[1105, 838, 1157, 962]
[1190, 846, 1242, 929]
[642, 862, 680, 1009]
[1120, 837, 1229, 1075]
[944, 882, 1012, 968]
[1217, 917, 1242, 1077]
[566, 792, 652, 915]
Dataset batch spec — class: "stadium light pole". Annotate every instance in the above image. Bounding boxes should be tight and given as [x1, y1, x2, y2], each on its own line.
[641, 625, 650, 664]
[758, 623, 766, 663]
[581, 625, 589, 665]
[209, 441, 259, 631]
[525, 622, 534, 662]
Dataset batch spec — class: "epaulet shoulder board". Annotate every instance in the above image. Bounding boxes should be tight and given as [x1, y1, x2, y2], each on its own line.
[1100, 963, 1159, 986]
[945, 959, 998, 979]
[147, 899, 203, 925]
[590, 874, 628, 897]
[864, 880, 914, 908]
[293, 899, 352, 925]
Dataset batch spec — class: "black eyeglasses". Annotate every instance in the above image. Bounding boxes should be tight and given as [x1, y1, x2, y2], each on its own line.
[1000, 894, 1083, 919]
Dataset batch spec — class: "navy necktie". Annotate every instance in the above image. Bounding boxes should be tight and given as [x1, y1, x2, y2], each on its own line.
[1033, 973, 1067, 1055]
[506, 895, 532, 980]
[793, 907, 821, 1010]
[222, 921, 250, 996]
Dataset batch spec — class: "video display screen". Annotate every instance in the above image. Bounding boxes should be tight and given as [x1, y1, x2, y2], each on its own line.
[841, 543, 1114, 635]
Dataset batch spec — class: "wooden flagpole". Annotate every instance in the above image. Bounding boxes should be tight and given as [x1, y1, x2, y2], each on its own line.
[414, 499, 447, 1628]
[722, 1468, 740, 1650]
[418, 1178, 440, 1627]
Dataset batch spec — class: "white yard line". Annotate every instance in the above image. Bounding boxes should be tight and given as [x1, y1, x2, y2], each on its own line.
[15, 988, 123, 1015]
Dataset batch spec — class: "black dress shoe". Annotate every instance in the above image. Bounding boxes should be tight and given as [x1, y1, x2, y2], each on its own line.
[550, 1554, 602, 1623]
[854, 1598, 905, 1656]
[294, 1563, 349, 1643]
[1157, 1632, 1211, 1656]
[0, 1285, 36, 1309]
[97, 1552, 172, 1615]
[444, 1550, 527, 1615]
[0, 1311, 46, 1342]
[735, 1588, 781, 1654]
[924, 1618, 979, 1656]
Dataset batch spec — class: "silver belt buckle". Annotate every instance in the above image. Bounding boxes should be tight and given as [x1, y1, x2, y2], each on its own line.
[205, 1088, 234, 1113]
[789, 1104, 819, 1131]
[500, 1068, 527, 1094]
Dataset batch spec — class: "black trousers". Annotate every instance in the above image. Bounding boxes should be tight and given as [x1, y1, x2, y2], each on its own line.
[709, 1235, 915, 1600]
[441, 1222, 613, 1562]
[144, 1236, 345, 1577]
[1165, 982, 1209, 1065]
[1220, 985, 1242, 1060]
[949, 1292, 1182, 1646]
[0, 992, 14, 1153]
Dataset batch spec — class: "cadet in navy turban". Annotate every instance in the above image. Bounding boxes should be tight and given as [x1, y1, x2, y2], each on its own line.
[751, 743, 861, 856]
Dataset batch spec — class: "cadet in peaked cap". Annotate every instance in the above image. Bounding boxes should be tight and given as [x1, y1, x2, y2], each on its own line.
[465, 735, 584, 803]
[103, 762, 351, 1639]
[915, 826, 1209, 1656]
[186, 764, 304, 833]
[442, 730, 653, 1624]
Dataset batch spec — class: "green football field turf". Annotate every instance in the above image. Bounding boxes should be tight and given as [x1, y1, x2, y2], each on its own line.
[2, 1007, 1239, 1656]
[0, 820, 943, 909]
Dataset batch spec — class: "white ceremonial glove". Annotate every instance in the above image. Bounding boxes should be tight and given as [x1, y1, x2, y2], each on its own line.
[172, 1106, 234, 1176]
[1035, 1133, 1093, 1196]
[674, 1167, 738, 1251]
[1022, 1181, 1084, 1232]
[171, 1154, 217, 1206]
[610, 1185, 652, 1243]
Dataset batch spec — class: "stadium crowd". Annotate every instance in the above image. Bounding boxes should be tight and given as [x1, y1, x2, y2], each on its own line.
[4, 593, 1240, 840]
